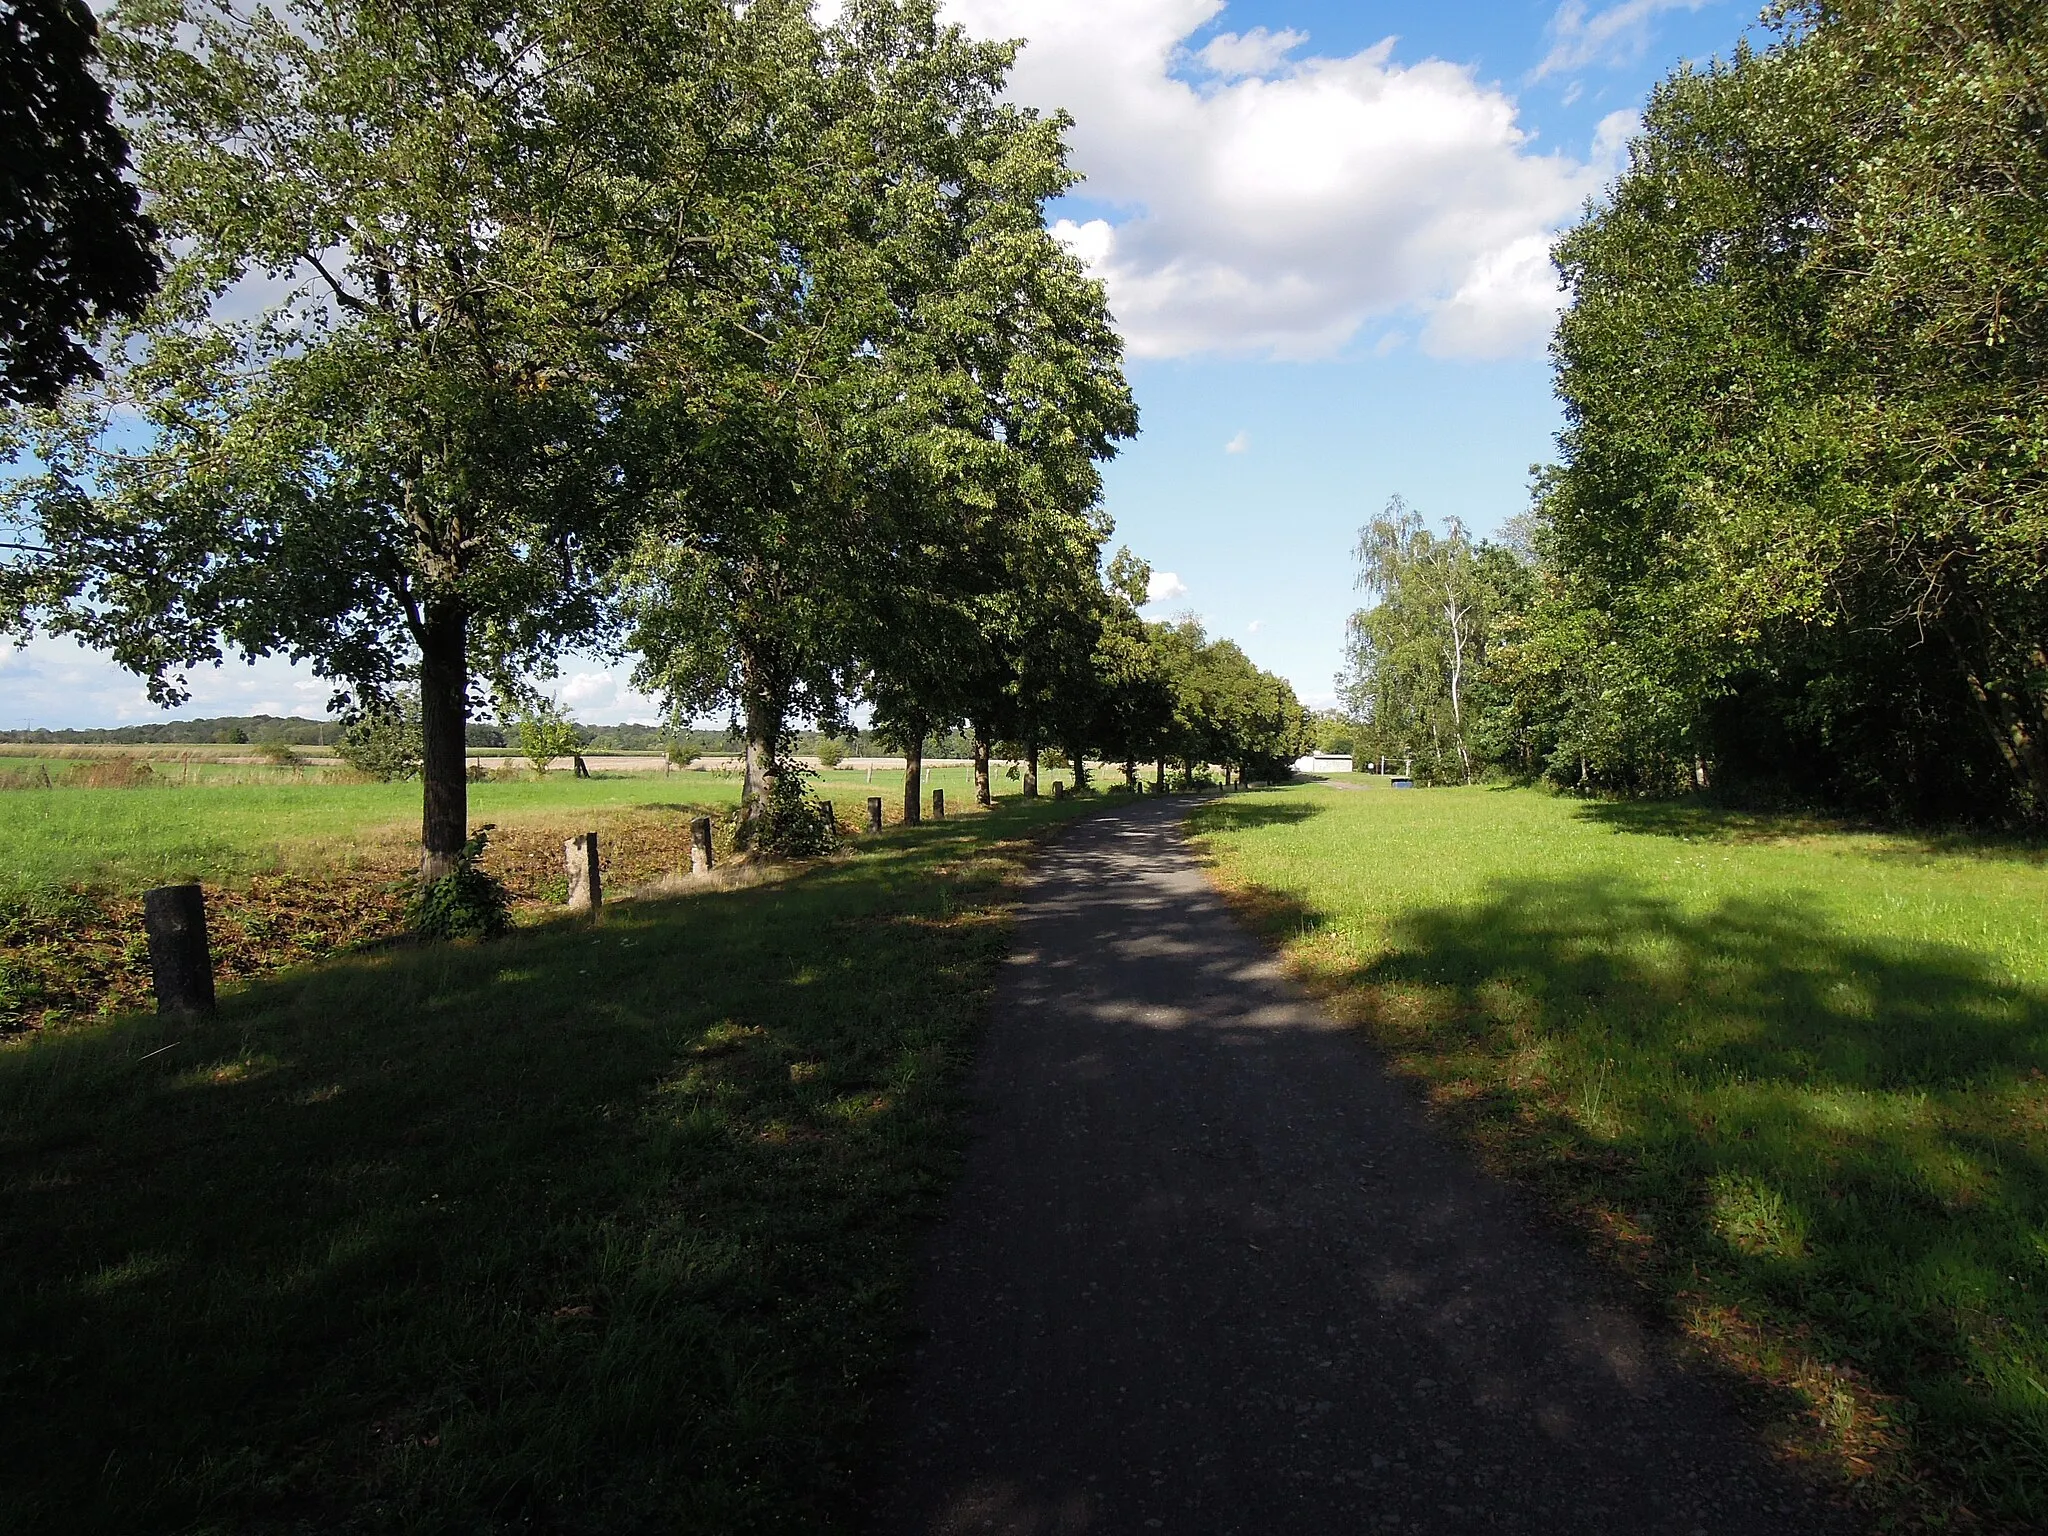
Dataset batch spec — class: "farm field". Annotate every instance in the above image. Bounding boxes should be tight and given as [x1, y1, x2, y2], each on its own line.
[0, 761, 1066, 894]
[1190, 782, 2048, 1528]
[0, 763, 1068, 1037]
[0, 789, 1098, 1533]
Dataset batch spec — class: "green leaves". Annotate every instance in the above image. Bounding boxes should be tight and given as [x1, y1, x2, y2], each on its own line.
[1533, 0, 2048, 819]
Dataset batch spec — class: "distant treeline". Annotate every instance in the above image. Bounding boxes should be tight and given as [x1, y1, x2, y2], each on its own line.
[0, 718, 964, 756]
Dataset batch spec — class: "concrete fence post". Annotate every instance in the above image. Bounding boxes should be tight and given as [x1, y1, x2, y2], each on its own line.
[689, 816, 713, 877]
[820, 801, 835, 839]
[566, 832, 601, 911]
[931, 788, 945, 820]
[867, 796, 884, 832]
[143, 883, 216, 1018]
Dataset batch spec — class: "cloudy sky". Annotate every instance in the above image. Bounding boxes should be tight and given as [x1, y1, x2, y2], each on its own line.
[2, 0, 1761, 728]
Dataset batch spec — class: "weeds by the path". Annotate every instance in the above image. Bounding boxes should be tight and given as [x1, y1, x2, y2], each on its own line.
[0, 795, 1092, 1534]
[1191, 783, 2048, 1532]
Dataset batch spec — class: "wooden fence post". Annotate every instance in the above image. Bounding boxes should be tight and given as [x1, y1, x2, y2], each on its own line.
[931, 788, 944, 820]
[689, 816, 713, 876]
[566, 833, 601, 911]
[143, 883, 216, 1018]
[867, 796, 884, 832]
[820, 801, 835, 839]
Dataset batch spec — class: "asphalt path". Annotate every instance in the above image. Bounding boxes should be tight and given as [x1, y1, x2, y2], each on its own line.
[866, 796, 1851, 1535]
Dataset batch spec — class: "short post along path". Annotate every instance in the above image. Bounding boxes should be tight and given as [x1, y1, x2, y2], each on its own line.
[868, 797, 1849, 1535]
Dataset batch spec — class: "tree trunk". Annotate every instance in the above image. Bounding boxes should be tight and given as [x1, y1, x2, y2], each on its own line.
[973, 721, 992, 807]
[1068, 745, 1088, 792]
[418, 600, 469, 882]
[1948, 612, 2048, 815]
[735, 646, 784, 850]
[903, 731, 924, 824]
[1155, 756, 1166, 793]
[1023, 735, 1039, 799]
[1124, 758, 1137, 791]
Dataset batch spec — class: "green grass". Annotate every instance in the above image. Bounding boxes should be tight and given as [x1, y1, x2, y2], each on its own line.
[0, 792, 1097, 1534]
[1190, 782, 2048, 1527]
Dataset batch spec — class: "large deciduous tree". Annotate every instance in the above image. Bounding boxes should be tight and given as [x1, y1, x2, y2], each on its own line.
[2, 0, 767, 876]
[1539, 0, 2048, 820]
[623, 0, 1134, 846]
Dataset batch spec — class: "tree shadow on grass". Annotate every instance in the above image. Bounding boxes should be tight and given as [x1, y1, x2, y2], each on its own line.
[1183, 797, 1324, 836]
[1576, 797, 2048, 866]
[1292, 869, 2048, 1524]
[0, 803, 1074, 1534]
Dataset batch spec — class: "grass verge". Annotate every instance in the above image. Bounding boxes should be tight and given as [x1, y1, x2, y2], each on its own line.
[1189, 782, 2048, 1532]
[0, 792, 1094, 1533]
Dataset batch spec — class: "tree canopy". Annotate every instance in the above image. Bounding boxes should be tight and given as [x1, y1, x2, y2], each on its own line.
[0, 0, 159, 405]
[1342, 0, 2048, 824]
[2, 0, 786, 874]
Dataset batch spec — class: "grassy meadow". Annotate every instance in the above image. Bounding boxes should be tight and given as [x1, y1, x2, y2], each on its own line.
[0, 758, 1026, 895]
[0, 788, 1097, 1533]
[1191, 780, 2048, 1529]
[0, 759, 1059, 1036]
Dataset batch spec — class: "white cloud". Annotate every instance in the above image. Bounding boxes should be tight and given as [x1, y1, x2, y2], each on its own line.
[1420, 233, 1558, 358]
[1147, 570, 1189, 603]
[552, 667, 665, 724]
[0, 636, 339, 728]
[1247, 618, 1264, 633]
[1224, 430, 1251, 454]
[1196, 26, 1308, 78]
[1532, 0, 1710, 81]
[557, 671, 618, 712]
[947, 0, 1612, 359]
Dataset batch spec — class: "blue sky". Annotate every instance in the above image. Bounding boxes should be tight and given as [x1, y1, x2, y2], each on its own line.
[1, 0, 1763, 728]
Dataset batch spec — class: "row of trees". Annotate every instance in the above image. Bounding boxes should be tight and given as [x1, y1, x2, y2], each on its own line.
[1346, 0, 2048, 824]
[0, 0, 1304, 871]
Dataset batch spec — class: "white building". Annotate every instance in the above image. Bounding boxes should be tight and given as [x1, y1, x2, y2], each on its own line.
[1291, 752, 1354, 775]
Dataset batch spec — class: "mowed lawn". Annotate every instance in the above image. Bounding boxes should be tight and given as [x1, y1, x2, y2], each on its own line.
[1191, 782, 2048, 1529]
[0, 792, 1094, 1534]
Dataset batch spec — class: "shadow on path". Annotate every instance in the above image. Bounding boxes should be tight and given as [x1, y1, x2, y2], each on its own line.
[866, 800, 1855, 1535]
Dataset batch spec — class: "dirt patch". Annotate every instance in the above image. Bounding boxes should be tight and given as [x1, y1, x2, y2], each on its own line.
[0, 811, 735, 1039]
[0, 874, 413, 1037]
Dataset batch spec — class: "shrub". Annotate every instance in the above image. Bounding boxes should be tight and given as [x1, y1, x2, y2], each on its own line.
[336, 703, 422, 781]
[514, 702, 585, 776]
[257, 740, 301, 766]
[751, 758, 836, 858]
[407, 826, 511, 940]
[815, 737, 845, 769]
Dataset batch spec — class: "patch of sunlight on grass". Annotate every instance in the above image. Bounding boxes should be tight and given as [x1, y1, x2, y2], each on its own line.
[1796, 1088, 1930, 1134]
[824, 1093, 894, 1124]
[1709, 1172, 1809, 1259]
[172, 1054, 282, 1090]
[79, 1251, 176, 1295]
